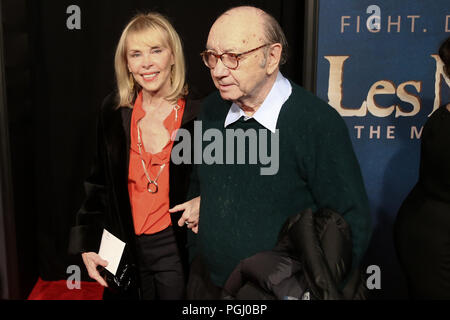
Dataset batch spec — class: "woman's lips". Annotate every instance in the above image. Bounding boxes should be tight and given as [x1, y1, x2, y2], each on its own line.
[142, 72, 159, 82]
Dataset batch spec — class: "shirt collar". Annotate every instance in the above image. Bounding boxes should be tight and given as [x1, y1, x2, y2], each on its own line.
[224, 72, 292, 133]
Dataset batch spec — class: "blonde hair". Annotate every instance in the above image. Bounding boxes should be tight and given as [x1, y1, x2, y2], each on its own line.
[114, 12, 187, 107]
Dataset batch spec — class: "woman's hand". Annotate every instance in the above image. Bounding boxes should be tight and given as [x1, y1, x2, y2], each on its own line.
[81, 252, 109, 287]
[170, 196, 200, 234]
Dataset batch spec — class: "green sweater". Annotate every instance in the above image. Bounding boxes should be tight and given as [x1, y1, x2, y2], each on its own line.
[189, 82, 372, 287]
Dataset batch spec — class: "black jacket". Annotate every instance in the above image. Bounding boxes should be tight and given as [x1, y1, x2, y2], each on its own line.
[223, 208, 368, 300]
[67, 93, 201, 296]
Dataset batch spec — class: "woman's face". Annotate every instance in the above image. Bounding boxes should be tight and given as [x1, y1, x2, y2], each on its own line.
[126, 29, 174, 97]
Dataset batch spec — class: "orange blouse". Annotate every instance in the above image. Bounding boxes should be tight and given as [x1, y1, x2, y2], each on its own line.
[128, 91, 185, 235]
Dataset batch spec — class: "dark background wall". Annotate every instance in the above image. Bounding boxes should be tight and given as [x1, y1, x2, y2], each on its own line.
[0, 0, 306, 299]
[0, 0, 20, 300]
[1, 0, 36, 299]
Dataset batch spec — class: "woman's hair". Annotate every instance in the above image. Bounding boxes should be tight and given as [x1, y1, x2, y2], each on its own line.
[114, 12, 187, 107]
[439, 36, 450, 78]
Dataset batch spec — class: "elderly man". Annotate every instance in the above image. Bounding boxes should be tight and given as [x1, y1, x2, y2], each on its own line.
[171, 6, 372, 299]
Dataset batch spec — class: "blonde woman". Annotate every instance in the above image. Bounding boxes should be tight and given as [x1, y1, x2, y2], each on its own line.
[68, 12, 201, 300]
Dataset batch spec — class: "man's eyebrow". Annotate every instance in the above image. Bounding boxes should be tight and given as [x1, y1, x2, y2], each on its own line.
[205, 47, 239, 53]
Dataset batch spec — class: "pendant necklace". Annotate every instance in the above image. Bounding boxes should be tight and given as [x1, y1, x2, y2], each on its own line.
[136, 103, 181, 193]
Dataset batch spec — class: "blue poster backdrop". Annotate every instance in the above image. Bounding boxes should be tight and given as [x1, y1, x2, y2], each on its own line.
[316, 0, 450, 298]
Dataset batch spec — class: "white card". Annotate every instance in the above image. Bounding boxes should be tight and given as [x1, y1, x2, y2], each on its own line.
[98, 229, 126, 276]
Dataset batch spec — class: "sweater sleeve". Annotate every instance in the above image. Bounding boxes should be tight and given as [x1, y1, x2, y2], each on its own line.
[299, 104, 372, 269]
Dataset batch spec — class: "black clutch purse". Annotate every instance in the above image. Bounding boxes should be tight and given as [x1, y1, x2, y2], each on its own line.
[97, 263, 137, 293]
[97, 245, 138, 294]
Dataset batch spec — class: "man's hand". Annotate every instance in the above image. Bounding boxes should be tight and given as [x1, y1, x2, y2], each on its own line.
[81, 252, 109, 287]
[170, 196, 200, 234]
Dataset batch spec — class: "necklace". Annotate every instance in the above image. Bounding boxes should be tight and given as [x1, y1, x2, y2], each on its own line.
[136, 103, 181, 194]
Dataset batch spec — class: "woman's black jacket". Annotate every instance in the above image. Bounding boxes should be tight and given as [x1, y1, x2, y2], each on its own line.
[68, 93, 201, 293]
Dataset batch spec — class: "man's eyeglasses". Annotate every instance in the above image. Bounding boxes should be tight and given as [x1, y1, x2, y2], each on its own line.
[200, 44, 271, 70]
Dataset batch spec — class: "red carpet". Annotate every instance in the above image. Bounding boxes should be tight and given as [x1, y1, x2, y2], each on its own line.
[27, 278, 104, 300]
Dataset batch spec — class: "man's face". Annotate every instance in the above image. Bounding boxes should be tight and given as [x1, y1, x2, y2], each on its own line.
[206, 14, 270, 106]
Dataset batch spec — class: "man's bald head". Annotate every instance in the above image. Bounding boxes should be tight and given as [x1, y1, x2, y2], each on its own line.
[219, 6, 267, 22]
[212, 6, 288, 66]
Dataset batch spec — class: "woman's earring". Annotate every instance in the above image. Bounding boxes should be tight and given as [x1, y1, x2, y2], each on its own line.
[129, 73, 134, 91]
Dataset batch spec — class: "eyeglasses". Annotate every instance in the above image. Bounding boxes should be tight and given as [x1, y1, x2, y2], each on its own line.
[200, 44, 271, 70]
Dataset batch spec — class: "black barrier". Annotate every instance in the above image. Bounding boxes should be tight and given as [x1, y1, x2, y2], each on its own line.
[0, 0, 21, 300]
[302, 0, 319, 94]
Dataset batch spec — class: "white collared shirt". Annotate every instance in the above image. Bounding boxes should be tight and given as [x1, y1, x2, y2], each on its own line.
[224, 72, 292, 133]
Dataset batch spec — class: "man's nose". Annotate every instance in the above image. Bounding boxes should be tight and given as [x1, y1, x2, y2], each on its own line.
[211, 58, 229, 78]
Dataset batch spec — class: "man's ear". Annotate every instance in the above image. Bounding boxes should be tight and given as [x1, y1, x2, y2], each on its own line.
[266, 43, 282, 75]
